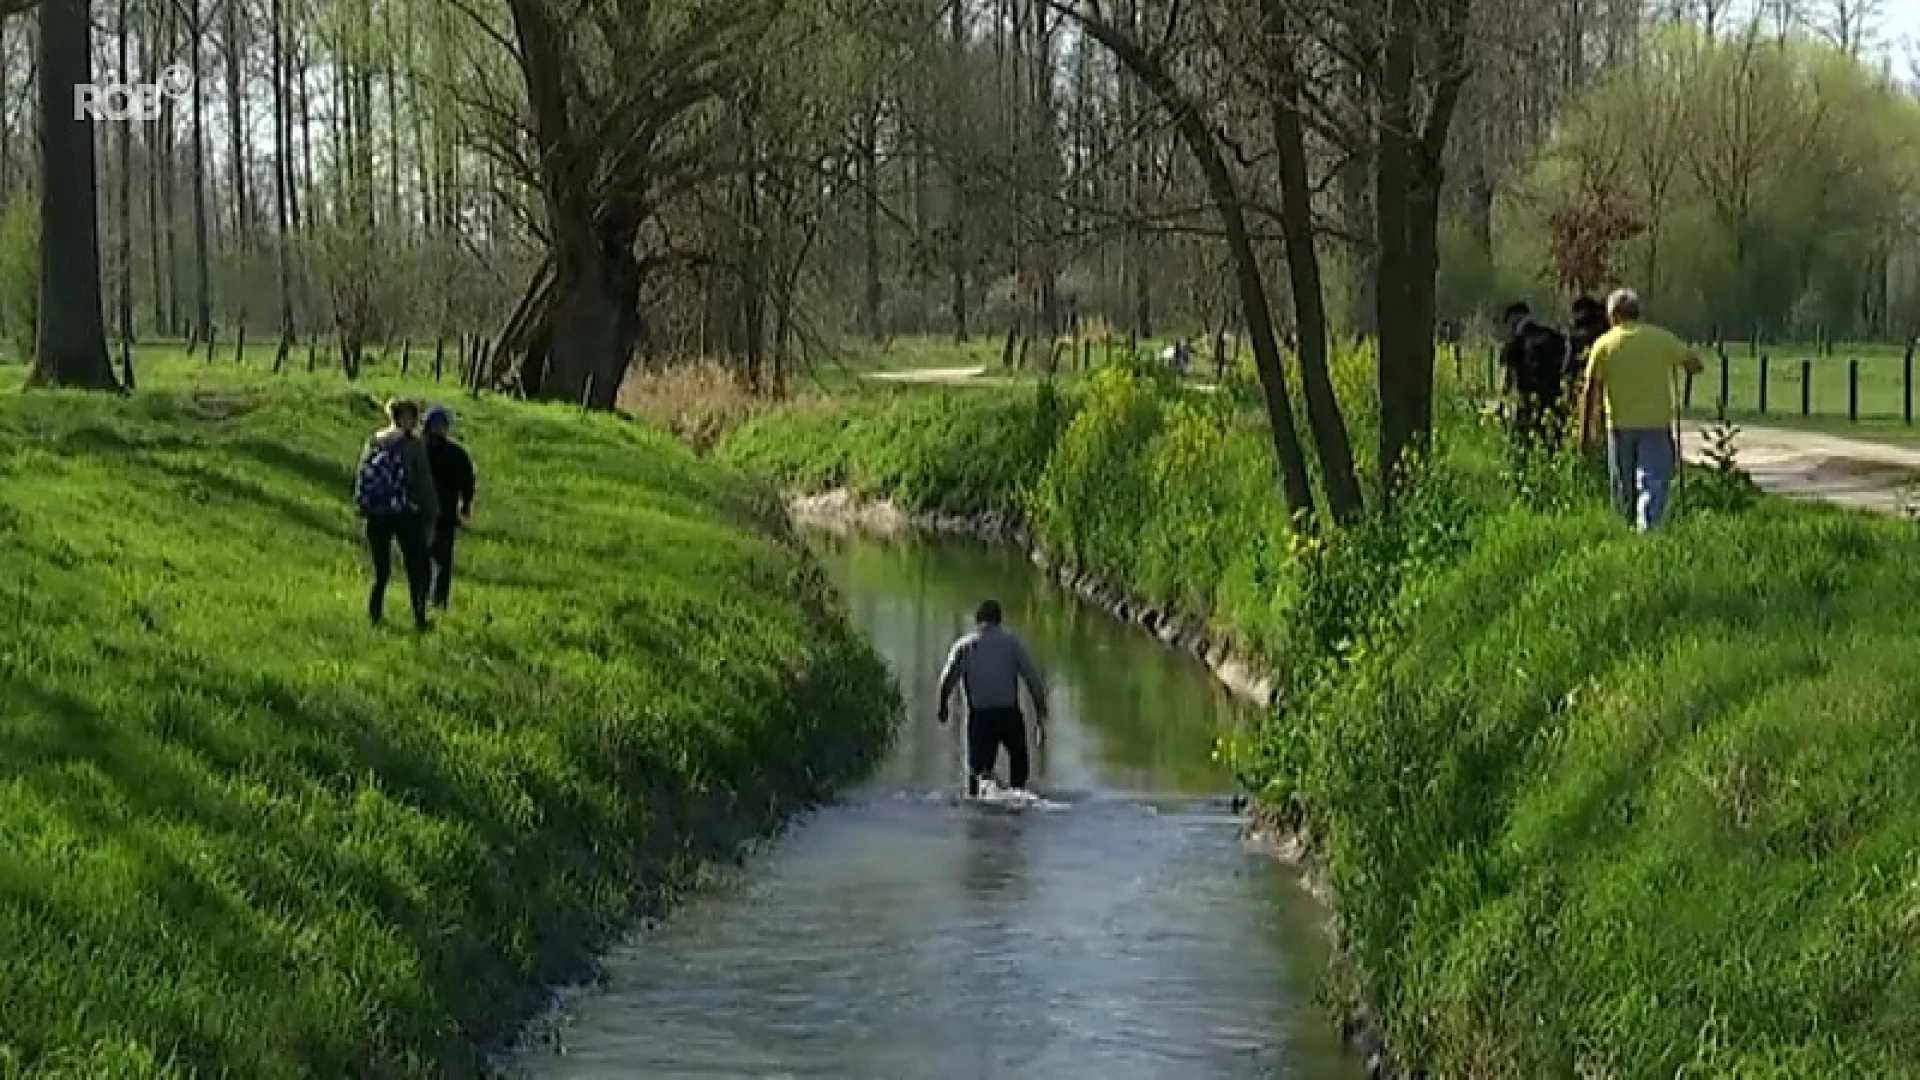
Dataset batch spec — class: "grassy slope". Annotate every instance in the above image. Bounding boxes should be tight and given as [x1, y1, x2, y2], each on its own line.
[718, 373, 1920, 1076]
[0, 378, 896, 1077]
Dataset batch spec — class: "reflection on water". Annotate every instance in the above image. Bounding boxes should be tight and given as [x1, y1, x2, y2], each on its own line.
[509, 533, 1355, 1079]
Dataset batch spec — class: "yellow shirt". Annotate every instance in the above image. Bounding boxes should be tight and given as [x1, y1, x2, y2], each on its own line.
[1583, 321, 1693, 429]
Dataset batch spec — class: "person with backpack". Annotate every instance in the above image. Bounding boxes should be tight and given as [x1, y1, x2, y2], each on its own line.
[422, 405, 475, 610]
[1499, 300, 1573, 451]
[354, 398, 440, 631]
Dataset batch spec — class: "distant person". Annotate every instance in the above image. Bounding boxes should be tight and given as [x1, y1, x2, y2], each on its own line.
[936, 599, 1050, 797]
[1567, 294, 1610, 382]
[354, 398, 440, 630]
[1500, 301, 1572, 449]
[422, 406, 476, 610]
[1578, 288, 1704, 532]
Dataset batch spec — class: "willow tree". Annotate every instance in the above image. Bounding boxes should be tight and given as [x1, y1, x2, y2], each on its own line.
[492, 0, 778, 408]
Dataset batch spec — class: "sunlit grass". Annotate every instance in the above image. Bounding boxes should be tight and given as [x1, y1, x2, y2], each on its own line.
[0, 373, 896, 1076]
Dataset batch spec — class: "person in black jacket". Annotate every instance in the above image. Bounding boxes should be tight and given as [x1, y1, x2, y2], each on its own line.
[1567, 294, 1610, 382]
[422, 406, 476, 610]
[1499, 301, 1573, 450]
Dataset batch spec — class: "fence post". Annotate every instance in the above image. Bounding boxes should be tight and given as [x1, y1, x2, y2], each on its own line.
[1717, 344, 1729, 413]
[1848, 357, 1859, 422]
[1801, 359, 1812, 416]
[1905, 339, 1915, 426]
[1759, 354, 1769, 416]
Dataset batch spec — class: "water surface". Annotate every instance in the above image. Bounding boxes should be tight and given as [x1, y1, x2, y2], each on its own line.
[510, 533, 1353, 1079]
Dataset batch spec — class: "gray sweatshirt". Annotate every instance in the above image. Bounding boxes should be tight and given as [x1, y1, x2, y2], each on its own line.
[938, 623, 1048, 714]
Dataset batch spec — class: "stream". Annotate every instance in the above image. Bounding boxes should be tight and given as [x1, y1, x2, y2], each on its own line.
[508, 532, 1355, 1079]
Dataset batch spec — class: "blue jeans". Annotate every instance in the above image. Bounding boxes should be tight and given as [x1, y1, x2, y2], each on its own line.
[1608, 427, 1676, 531]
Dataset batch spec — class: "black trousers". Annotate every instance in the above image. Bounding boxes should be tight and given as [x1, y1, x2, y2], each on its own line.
[366, 513, 430, 627]
[967, 707, 1029, 792]
[429, 520, 458, 607]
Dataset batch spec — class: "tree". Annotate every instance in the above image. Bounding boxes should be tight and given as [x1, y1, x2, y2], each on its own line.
[28, 0, 114, 389]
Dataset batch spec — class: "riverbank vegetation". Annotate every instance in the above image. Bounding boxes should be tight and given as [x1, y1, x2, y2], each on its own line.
[718, 360, 1919, 1074]
[0, 383, 897, 1076]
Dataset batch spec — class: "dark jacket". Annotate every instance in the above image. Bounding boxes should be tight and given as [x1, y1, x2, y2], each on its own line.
[426, 435, 475, 527]
[1568, 313, 1611, 380]
[360, 428, 440, 522]
[1502, 318, 1571, 399]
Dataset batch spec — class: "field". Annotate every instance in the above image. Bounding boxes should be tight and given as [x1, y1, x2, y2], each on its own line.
[0, 354, 897, 1076]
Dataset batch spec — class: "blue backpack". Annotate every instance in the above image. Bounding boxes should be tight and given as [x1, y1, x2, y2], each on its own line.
[354, 439, 412, 518]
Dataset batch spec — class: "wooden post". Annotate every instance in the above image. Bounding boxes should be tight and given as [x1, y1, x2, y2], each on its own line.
[1905, 339, 1915, 426]
[232, 321, 245, 366]
[1848, 357, 1859, 421]
[1758, 354, 1769, 416]
[434, 336, 446, 381]
[1683, 370, 1694, 411]
[401, 339, 412, 375]
[1716, 344, 1729, 413]
[1801, 359, 1812, 416]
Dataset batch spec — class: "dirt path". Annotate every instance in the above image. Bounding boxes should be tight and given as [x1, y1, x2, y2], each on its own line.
[1679, 423, 1920, 517]
[866, 367, 1920, 517]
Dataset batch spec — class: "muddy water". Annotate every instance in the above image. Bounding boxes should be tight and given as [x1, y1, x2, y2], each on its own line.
[509, 533, 1354, 1079]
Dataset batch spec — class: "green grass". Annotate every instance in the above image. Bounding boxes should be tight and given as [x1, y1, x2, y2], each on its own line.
[0, 371, 898, 1076]
[1291, 500, 1920, 1076]
[717, 362, 1920, 1075]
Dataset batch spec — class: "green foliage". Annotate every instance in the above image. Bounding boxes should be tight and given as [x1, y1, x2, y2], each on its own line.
[1274, 502, 1920, 1075]
[0, 197, 37, 363]
[720, 384, 1069, 516]
[1518, 27, 1920, 340]
[0, 385, 897, 1076]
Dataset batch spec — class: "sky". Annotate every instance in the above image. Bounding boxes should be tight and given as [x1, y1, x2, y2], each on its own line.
[1889, 0, 1920, 56]
[1879, 0, 1920, 68]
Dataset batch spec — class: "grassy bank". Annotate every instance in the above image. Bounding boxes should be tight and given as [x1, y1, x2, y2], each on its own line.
[0, 381, 897, 1076]
[718, 362, 1920, 1075]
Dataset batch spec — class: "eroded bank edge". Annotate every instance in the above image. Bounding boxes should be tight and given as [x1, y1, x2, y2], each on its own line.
[785, 487, 1404, 1080]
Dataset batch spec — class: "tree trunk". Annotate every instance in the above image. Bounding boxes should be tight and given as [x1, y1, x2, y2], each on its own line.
[115, 0, 134, 383]
[144, 15, 162, 334]
[271, 0, 293, 366]
[160, 1, 180, 337]
[189, 0, 211, 346]
[1069, 10, 1316, 520]
[861, 98, 882, 340]
[222, 0, 249, 241]
[947, 0, 968, 341]
[30, 0, 116, 390]
[1266, 11, 1362, 522]
[1373, 0, 1465, 502]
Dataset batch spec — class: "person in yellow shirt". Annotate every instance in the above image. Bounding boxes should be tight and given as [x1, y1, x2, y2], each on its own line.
[1577, 288, 1704, 531]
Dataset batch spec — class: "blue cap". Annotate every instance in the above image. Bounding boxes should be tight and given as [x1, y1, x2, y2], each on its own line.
[424, 405, 453, 430]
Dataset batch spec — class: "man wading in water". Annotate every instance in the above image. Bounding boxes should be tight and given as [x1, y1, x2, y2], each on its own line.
[936, 600, 1050, 797]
